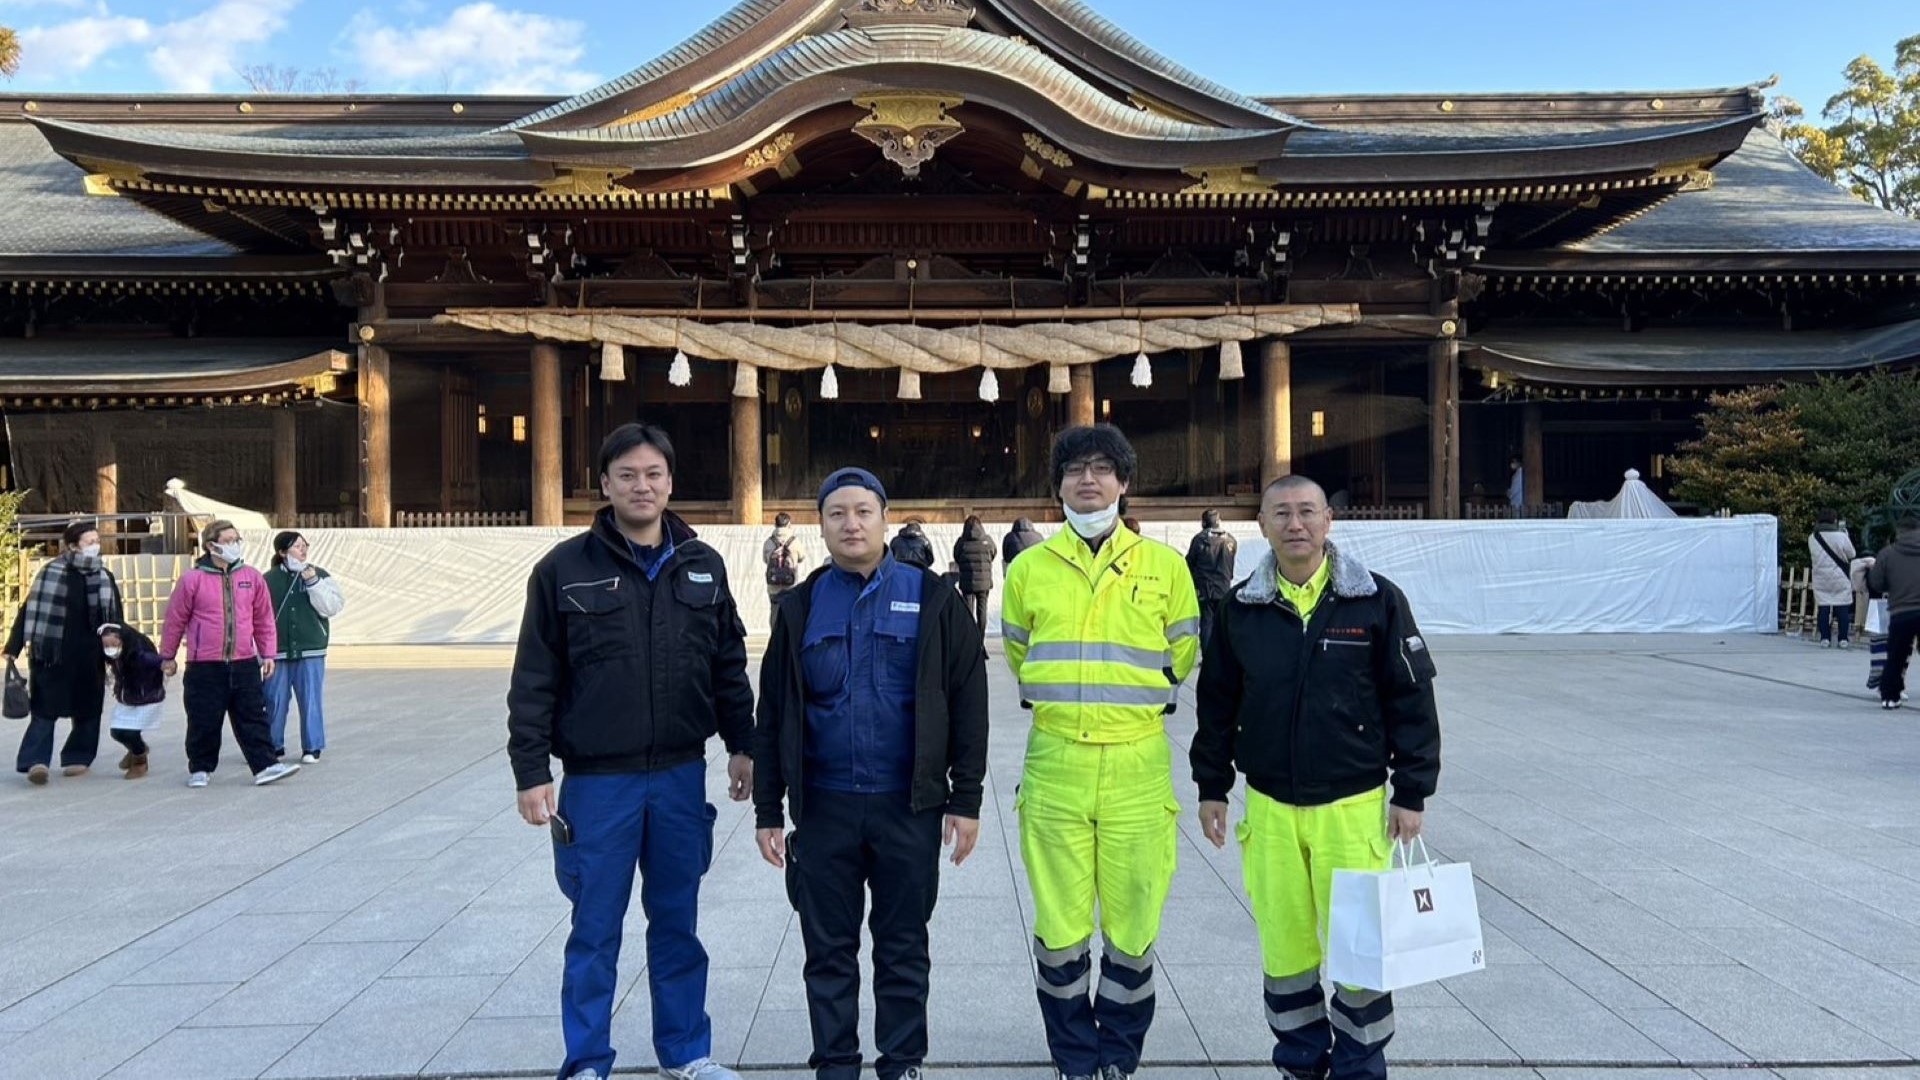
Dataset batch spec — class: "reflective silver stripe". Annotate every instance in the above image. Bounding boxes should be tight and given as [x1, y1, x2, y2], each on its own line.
[1329, 1007, 1395, 1047]
[1021, 683, 1177, 707]
[1003, 622, 1031, 646]
[1033, 938, 1090, 967]
[1264, 971, 1320, 997]
[1165, 617, 1201, 642]
[1036, 970, 1092, 999]
[1334, 985, 1388, 1008]
[1096, 975, 1156, 1005]
[1025, 642, 1171, 670]
[1101, 942, 1157, 972]
[1266, 1002, 1325, 1032]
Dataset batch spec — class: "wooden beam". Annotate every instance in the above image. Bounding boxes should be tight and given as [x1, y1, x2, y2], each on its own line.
[1428, 339, 1461, 519]
[358, 345, 392, 528]
[1522, 402, 1545, 506]
[273, 408, 297, 527]
[731, 368, 764, 526]
[531, 343, 564, 527]
[93, 425, 117, 541]
[1259, 340, 1292, 486]
[1068, 364, 1095, 428]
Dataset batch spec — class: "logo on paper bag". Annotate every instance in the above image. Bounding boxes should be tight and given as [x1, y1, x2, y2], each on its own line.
[1413, 888, 1435, 914]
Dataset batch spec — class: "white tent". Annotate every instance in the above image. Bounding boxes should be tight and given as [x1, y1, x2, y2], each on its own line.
[163, 478, 276, 542]
[1568, 469, 1678, 519]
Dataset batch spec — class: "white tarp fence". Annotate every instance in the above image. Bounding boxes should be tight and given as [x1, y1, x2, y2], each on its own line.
[281, 515, 1777, 645]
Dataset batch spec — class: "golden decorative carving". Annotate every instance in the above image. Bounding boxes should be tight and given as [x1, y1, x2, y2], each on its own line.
[77, 158, 145, 196]
[744, 132, 798, 170]
[1179, 165, 1277, 195]
[538, 167, 634, 196]
[605, 91, 699, 128]
[1677, 169, 1715, 192]
[843, 0, 975, 28]
[1022, 133, 1073, 169]
[852, 95, 965, 178]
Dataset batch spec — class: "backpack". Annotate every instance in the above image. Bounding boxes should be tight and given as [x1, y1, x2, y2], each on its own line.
[767, 538, 798, 587]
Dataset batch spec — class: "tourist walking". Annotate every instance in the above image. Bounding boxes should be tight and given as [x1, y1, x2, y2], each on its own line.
[508, 423, 755, 1080]
[762, 511, 810, 622]
[953, 514, 997, 632]
[1001, 424, 1202, 1080]
[100, 623, 166, 779]
[1185, 509, 1239, 654]
[6, 520, 124, 785]
[753, 466, 990, 1080]
[160, 520, 300, 788]
[264, 532, 346, 762]
[1868, 513, 1920, 710]
[1808, 511, 1857, 648]
[1507, 455, 1525, 514]
[889, 519, 936, 570]
[1003, 517, 1045, 565]
[1192, 475, 1442, 1080]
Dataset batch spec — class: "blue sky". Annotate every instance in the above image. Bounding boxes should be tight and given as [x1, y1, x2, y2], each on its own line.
[4, 0, 1914, 114]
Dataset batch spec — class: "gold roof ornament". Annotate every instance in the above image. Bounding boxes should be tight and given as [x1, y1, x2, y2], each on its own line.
[843, 0, 976, 29]
[744, 132, 798, 171]
[852, 95, 965, 178]
[538, 167, 634, 197]
[1179, 165, 1277, 195]
[1022, 133, 1074, 169]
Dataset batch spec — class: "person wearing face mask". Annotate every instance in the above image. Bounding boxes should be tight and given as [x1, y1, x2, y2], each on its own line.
[5, 520, 125, 786]
[264, 532, 347, 763]
[99, 623, 167, 779]
[159, 520, 300, 788]
[1000, 425, 1202, 1080]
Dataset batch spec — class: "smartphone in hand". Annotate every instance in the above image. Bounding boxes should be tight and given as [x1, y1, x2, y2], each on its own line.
[549, 812, 574, 847]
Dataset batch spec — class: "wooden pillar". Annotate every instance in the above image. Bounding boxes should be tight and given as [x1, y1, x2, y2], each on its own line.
[1068, 364, 1095, 427]
[731, 367, 763, 526]
[1259, 340, 1292, 486]
[358, 344, 392, 528]
[1522, 402, 1545, 507]
[272, 408, 297, 526]
[1428, 339, 1461, 520]
[93, 425, 117, 547]
[531, 343, 564, 527]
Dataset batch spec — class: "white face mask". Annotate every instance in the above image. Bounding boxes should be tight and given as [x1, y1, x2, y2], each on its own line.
[1062, 502, 1120, 539]
[102, 646, 121, 659]
[77, 543, 101, 560]
[214, 542, 244, 564]
[285, 557, 308, 573]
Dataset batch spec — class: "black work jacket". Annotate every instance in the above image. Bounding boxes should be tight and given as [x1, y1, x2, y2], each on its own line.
[753, 562, 989, 830]
[507, 508, 754, 790]
[1192, 542, 1441, 811]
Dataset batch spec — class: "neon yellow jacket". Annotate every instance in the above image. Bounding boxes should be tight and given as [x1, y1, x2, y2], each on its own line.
[1002, 524, 1202, 744]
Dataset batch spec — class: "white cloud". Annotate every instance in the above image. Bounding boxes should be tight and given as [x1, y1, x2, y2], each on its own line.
[340, 3, 600, 94]
[13, 0, 295, 91]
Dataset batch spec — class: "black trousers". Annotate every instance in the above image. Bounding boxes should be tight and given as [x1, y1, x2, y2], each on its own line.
[110, 728, 149, 756]
[786, 789, 944, 1080]
[1884, 611, 1920, 705]
[1199, 600, 1224, 657]
[15, 710, 101, 772]
[964, 591, 990, 633]
[183, 661, 278, 775]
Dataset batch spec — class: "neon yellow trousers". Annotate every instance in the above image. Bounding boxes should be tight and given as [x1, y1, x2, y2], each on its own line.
[1017, 728, 1179, 956]
[1237, 785, 1392, 978]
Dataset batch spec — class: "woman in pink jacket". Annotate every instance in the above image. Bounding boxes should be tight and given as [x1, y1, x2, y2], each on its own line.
[159, 519, 301, 789]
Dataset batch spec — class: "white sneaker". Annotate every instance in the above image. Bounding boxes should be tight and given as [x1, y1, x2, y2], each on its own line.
[567, 1072, 603, 1080]
[1840, 639, 1853, 650]
[253, 762, 301, 786]
[300, 753, 320, 764]
[187, 772, 210, 788]
[1821, 640, 1832, 649]
[659, 1058, 741, 1080]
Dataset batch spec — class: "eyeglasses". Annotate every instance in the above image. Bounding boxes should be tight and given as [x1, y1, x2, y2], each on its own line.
[1063, 459, 1117, 479]
[1268, 507, 1325, 524]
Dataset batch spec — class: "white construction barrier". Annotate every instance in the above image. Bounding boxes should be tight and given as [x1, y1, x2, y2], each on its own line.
[270, 514, 1776, 645]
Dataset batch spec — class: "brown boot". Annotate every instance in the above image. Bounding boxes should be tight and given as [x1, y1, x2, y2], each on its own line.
[62, 765, 88, 778]
[125, 754, 149, 780]
[117, 752, 133, 771]
[26, 764, 48, 786]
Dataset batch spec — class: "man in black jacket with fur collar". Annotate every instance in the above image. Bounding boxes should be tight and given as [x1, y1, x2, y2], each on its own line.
[1192, 475, 1441, 1080]
[508, 423, 755, 1080]
[753, 467, 989, 1080]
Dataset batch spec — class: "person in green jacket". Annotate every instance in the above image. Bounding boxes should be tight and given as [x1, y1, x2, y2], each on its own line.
[264, 531, 346, 761]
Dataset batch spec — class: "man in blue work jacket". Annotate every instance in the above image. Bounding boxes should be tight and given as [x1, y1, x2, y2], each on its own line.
[753, 467, 991, 1080]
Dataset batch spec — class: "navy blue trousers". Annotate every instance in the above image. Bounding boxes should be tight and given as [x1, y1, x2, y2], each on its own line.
[553, 762, 717, 1080]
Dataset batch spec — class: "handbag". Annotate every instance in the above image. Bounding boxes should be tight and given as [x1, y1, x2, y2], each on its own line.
[1866, 598, 1890, 636]
[4, 659, 29, 720]
[1326, 837, 1486, 993]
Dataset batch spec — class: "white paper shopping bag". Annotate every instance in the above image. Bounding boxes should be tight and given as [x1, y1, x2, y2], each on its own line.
[1325, 837, 1485, 992]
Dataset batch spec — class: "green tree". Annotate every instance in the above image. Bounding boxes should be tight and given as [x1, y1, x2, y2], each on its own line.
[1, 26, 20, 79]
[1773, 34, 1920, 217]
[0, 490, 27, 613]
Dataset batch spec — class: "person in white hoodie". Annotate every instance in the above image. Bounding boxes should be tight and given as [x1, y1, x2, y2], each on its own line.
[1808, 510, 1858, 648]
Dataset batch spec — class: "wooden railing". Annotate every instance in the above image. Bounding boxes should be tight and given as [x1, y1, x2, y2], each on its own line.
[1336, 505, 1426, 521]
[1780, 567, 1816, 637]
[394, 510, 531, 528]
[292, 512, 354, 529]
[1465, 504, 1565, 520]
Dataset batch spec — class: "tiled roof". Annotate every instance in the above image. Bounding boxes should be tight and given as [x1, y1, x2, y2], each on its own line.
[0, 122, 233, 257]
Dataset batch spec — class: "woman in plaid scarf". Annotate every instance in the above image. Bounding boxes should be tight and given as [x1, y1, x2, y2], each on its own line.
[4, 520, 125, 786]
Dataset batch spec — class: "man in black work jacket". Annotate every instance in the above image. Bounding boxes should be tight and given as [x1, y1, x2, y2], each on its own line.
[509, 422, 755, 1080]
[753, 466, 990, 1080]
[1191, 474, 1440, 1080]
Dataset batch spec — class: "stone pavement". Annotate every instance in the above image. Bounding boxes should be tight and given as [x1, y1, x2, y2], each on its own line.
[2, 634, 1919, 1080]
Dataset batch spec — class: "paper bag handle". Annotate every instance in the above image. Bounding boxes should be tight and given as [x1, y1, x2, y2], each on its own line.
[1392, 836, 1436, 879]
